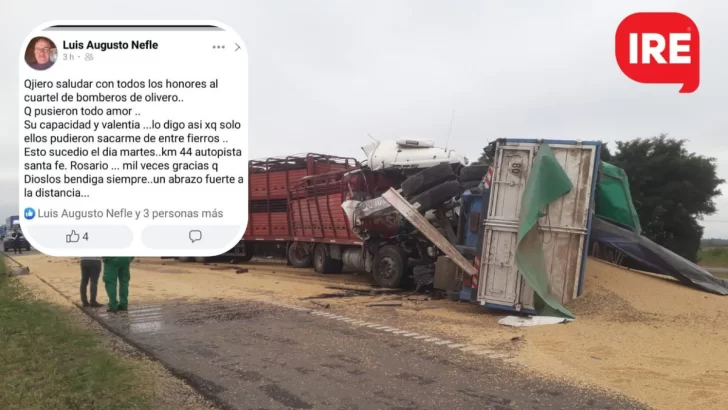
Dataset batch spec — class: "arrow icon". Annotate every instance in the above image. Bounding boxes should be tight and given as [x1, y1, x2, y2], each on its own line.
[235, 43, 240, 51]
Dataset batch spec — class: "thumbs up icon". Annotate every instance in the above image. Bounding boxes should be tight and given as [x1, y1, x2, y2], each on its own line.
[66, 230, 80, 243]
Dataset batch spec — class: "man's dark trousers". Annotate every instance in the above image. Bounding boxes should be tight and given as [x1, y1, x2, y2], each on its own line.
[81, 259, 102, 306]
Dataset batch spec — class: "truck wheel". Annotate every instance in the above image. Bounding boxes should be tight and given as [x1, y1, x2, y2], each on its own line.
[409, 180, 462, 213]
[401, 163, 456, 197]
[288, 242, 313, 268]
[239, 242, 254, 262]
[313, 244, 343, 274]
[194, 257, 207, 263]
[460, 164, 489, 182]
[372, 245, 407, 288]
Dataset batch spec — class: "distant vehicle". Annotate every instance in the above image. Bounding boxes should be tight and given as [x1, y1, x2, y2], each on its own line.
[3, 234, 31, 252]
[5, 215, 19, 230]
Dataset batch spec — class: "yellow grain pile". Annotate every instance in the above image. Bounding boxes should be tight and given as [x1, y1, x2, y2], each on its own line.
[519, 258, 728, 410]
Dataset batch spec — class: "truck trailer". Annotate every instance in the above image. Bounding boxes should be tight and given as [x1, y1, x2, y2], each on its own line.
[180, 153, 393, 266]
[178, 140, 475, 288]
[6, 215, 19, 230]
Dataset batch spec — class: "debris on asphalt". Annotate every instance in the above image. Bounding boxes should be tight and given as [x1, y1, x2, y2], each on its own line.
[325, 286, 401, 295]
[210, 266, 239, 271]
[309, 300, 330, 309]
[301, 292, 360, 300]
[498, 316, 572, 327]
[235, 269, 248, 274]
[406, 295, 431, 302]
[366, 301, 402, 307]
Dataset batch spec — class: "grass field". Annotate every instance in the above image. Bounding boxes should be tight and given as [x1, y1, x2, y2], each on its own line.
[698, 247, 728, 279]
[0, 256, 155, 410]
[698, 246, 728, 267]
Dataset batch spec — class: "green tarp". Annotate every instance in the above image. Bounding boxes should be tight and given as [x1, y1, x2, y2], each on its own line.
[515, 144, 576, 319]
[595, 162, 642, 233]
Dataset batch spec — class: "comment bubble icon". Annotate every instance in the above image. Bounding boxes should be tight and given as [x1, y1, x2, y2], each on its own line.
[189, 230, 202, 243]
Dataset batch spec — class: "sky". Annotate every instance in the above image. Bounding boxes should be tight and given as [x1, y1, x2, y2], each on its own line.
[2, 1, 728, 236]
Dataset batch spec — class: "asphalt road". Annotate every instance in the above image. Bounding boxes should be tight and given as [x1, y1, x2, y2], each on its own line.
[89, 299, 646, 410]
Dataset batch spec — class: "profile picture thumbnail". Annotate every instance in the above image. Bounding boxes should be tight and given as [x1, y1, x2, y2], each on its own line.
[25, 36, 57, 71]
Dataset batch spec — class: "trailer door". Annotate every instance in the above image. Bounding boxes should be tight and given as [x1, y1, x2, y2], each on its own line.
[518, 143, 597, 309]
[478, 144, 534, 307]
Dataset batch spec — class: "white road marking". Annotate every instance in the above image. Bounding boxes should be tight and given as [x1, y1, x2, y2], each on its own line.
[261, 301, 516, 365]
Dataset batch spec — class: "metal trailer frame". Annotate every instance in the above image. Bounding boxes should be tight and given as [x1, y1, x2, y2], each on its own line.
[219, 153, 395, 261]
[288, 168, 366, 246]
[476, 138, 602, 314]
[245, 153, 360, 242]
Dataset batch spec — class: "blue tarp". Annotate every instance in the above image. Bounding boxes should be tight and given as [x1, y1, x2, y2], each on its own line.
[590, 217, 728, 296]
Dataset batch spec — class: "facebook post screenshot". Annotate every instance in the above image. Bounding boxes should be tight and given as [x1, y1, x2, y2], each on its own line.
[2, 4, 728, 410]
[18, 21, 248, 257]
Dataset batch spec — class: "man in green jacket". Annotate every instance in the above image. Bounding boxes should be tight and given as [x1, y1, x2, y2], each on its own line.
[102, 257, 134, 312]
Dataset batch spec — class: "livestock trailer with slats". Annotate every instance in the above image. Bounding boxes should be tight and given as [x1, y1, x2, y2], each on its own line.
[190, 153, 395, 274]
[285, 167, 395, 273]
[244, 153, 358, 240]
[215, 153, 359, 261]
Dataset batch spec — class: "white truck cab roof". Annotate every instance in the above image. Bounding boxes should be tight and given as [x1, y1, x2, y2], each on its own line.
[361, 139, 466, 171]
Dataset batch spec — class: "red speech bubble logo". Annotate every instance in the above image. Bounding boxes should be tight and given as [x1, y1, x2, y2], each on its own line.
[615, 12, 700, 93]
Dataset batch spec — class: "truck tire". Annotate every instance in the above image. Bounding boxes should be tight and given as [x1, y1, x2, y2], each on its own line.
[239, 241, 254, 262]
[460, 164, 489, 182]
[194, 257, 208, 263]
[401, 163, 456, 197]
[372, 245, 408, 288]
[288, 241, 313, 268]
[409, 180, 462, 213]
[313, 244, 343, 274]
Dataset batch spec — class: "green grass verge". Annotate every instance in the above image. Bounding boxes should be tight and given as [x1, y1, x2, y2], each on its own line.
[0, 256, 155, 410]
[697, 247, 728, 279]
[698, 247, 728, 267]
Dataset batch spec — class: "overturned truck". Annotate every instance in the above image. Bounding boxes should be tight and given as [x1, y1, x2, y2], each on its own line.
[179, 139, 486, 288]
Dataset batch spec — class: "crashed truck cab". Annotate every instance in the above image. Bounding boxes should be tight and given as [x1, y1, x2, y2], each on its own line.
[358, 138, 470, 223]
[364, 138, 603, 316]
[343, 139, 487, 288]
